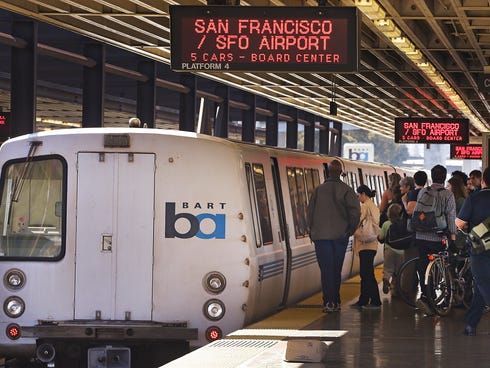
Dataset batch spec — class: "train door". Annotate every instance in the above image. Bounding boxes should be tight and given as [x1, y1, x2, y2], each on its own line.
[271, 157, 291, 306]
[74, 152, 155, 320]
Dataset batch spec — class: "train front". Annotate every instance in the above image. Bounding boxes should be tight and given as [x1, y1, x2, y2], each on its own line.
[0, 129, 255, 367]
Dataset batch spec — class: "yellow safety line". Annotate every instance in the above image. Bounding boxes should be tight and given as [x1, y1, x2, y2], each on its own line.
[246, 266, 384, 330]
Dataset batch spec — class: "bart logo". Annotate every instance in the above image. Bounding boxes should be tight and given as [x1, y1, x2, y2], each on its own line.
[164, 202, 225, 239]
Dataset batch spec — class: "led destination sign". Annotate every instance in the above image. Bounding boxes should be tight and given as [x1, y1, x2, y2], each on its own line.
[394, 118, 469, 144]
[170, 6, 359, 72]
[450, 144, 482, 160]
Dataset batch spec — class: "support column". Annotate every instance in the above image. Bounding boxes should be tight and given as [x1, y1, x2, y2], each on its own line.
[286, 108, 298, 149]
[319, 118, 330, 154]
[214, 85, 229, 138]
[11, 18, 37, 137]
[304, 113, 315, 152]
[242, 92, 256, 142]
[265, 101, 278, 146]
[330, 121, 343, 156]
[137, 59, 156, 128]
[82, 43, 106, 127]
[179, 73, 196, 132]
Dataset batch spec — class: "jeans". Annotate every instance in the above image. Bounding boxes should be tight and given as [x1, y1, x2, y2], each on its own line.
[314, 237, 349, 305]
[465, 250, 490, 328]
[359, 249, 381, 305]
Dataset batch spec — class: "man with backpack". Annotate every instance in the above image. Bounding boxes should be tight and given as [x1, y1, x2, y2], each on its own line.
[411, 165, 457, 315]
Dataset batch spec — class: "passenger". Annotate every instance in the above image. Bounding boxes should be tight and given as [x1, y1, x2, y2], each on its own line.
[452, 170, 469, 195]
[400, 176, 415, 214]
[447, 176, 468, 249]
[456, 167, 490, 336]
[378, 203, 405, 295]
[468, 169, 482, 194]
[352, 185, 382, 309]
[405, 171, 428, 217]
[379, 173, 402, 225]
[307, 159, 361, 313]
[414, 165, 457, 316]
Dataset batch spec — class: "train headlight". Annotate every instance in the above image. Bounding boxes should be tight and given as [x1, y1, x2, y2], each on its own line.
[203, 299, 225, 321]
[4, 296, 25, 318]
[4, 269, 26, 290]
[203, 272, 226, 294]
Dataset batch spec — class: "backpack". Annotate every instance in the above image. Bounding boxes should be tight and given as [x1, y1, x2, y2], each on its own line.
[386, 211, 414, 250]
[411, 187, 447, 232]
[468, 216, 490, 254]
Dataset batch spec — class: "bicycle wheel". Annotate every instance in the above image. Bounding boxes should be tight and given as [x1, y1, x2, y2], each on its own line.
[395, 256, 421, 307]
[426, 257, 452, 316]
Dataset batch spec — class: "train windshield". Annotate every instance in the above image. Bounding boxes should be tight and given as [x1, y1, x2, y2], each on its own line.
[0, 156, 65, 260]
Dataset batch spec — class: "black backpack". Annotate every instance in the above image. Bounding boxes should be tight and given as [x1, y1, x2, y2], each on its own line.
[386, 211, 414, 250]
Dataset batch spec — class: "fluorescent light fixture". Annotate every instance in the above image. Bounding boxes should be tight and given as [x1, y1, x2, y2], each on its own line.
[391, 37, 415, 53]
[405, 49, 425, 62]
[374, 19, 402, 38]
[354, 0, 386, 19]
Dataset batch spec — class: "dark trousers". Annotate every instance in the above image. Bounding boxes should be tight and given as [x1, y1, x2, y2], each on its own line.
[358, 249, 381, 305]
[465, 250, 490, 328]
[314, 238, 348, 305]
[416, 239, 444, 298]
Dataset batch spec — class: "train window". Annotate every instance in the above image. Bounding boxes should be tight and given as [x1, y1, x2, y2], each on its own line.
[304, 168, 320, 202]
[0, 156, 66, 260]
[348, 172, 358, 190]
[373, 176, 382, 206]
[245, 163, 273, 247]
[286, 167, 308, 238]
[245, 164, 261, 247]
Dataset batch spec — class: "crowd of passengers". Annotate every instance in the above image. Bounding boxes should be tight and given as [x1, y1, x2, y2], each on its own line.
[307, 161, 490, 336]
[362, 166, 489, 336]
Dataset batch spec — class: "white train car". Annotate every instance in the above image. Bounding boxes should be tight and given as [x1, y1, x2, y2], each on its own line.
[0, 128, 408, 367]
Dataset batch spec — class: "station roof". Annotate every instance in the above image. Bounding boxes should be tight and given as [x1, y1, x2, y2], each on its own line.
[1, 0, 490, 141]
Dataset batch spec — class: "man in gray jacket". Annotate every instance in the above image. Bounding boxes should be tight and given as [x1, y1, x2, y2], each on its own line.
[307, 159, 361, 313]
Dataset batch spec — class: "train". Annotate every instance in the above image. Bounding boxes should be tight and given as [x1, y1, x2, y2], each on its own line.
[0, 128, 410, 367]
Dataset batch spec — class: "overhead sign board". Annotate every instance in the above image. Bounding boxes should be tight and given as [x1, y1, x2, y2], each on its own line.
[394, 118, 469, 144]
[170, 6, 359, 72]
[450, 144, 482, 160]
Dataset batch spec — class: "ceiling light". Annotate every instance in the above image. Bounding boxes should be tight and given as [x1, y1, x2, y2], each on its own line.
[374, 19, 402, 38]
[405, 49, 424, 62]
[391, 37, 415, 53]
[354, 0, 386, 20]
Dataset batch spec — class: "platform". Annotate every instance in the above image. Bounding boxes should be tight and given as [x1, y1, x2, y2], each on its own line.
[163, 266, 490, 367]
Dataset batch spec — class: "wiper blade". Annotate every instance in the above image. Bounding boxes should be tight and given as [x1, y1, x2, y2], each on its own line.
[11, 140, 42, 202]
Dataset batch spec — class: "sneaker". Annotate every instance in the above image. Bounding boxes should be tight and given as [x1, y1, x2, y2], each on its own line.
[361, 303, 381, 310]
[464, 325, 476, 336]
[382, 279, 390, 294]
[416, 297, 435, 316]
[334, 302, 341, 312]
[322, 302, 337, 313]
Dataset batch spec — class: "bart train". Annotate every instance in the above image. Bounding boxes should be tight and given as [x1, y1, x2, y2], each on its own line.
[0, 128, 409, 367]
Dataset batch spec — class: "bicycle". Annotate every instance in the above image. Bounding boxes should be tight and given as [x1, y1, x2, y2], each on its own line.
[396, 234, 473, 315]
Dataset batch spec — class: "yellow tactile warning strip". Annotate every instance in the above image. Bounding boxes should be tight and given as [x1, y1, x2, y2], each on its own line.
[246, 266, 384, 330]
